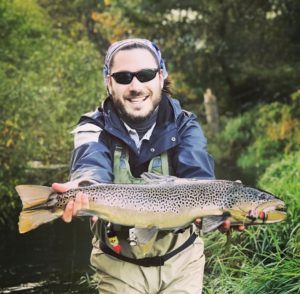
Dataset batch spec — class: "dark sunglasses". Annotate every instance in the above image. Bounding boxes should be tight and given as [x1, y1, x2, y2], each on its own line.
[110, 68, 160, 84]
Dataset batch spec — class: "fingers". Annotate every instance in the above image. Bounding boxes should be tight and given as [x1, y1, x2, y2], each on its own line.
[52, 179, 82, 193]
[219, 219, 246, 233]
[73, 192, 89, 215]
[219, 219, 231, 233]
[52, 182, 69, 193]
[91, 216, 98, 222]
[62, 192, 89, 223]
[194, 218, 202, 225]
[62, 200, 74, 223]
[237, 224, 246, 231]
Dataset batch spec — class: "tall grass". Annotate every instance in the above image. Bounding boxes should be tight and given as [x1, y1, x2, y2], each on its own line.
[203, 152, 300, 293]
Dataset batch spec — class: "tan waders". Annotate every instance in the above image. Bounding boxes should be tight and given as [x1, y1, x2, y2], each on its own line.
[90, 145, 205, 293]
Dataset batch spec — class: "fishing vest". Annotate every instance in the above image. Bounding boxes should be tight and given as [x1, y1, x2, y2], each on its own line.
[113, 144, 170, 183]
[95, 144, 198, 267]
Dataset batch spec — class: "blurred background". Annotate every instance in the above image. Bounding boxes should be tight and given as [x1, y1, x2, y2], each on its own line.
[0, 0, 299, 293]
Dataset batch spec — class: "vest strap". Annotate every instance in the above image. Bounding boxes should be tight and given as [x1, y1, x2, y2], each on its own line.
[100, 232, 198, 267]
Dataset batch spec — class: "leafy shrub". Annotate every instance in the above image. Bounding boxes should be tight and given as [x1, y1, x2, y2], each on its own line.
[0, 0, 106, 230]
[211, 92, 300, 177]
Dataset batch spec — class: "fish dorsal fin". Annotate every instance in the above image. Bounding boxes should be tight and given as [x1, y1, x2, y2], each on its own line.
[141, 172, 177, 183]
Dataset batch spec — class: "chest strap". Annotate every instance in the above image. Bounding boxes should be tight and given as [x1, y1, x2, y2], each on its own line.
[100, 232, 198, 267]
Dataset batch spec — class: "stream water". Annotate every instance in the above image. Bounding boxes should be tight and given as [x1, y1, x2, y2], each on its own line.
[0, 219, 95, 293]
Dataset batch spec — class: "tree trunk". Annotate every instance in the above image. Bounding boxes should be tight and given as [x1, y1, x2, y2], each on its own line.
[204, 88, 220, 138]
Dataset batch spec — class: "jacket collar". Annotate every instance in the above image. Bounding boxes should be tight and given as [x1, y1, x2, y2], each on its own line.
[101, 94, 180, 158]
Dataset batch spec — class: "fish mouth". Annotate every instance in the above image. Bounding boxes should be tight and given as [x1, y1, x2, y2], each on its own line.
[254, 201, 287, 223]
[265, 205, 287, 222]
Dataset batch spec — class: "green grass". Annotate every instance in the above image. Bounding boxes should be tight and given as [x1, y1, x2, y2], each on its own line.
[203, 152, 300, 293]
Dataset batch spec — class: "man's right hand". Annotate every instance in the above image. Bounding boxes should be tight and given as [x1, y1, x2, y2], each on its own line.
[52, 180, 89, 223]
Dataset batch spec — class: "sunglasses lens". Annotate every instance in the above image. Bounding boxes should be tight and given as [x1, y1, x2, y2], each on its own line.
[111, 69, 158, 84]
[112, 72, 134, 84]
[136, 69, 158, 82]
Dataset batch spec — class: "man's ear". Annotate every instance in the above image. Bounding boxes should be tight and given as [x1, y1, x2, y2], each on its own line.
[159, 70, 164, 89]
[106, 76, 113, 95]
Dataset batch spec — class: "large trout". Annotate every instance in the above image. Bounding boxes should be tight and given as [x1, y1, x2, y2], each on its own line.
[16, 173, 286, 234]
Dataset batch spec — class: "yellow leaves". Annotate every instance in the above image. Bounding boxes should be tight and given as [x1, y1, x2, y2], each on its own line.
[90, 11, 131, 43]
[1, 119, 23, 148]
[6, 139, 14, 148]
[169, 72, 198, 102]
[266, 118, 297, 141]
[265, 103, 299, 155]
[91, 11, 99, 22]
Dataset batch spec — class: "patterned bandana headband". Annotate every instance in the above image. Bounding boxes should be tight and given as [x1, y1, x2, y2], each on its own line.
[103, 38, 168, 86]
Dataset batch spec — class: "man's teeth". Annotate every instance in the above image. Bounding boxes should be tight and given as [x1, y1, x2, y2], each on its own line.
[129, 96, 148, 102]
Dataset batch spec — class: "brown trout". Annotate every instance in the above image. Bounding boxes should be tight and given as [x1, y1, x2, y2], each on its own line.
[16, 173, 286, 234]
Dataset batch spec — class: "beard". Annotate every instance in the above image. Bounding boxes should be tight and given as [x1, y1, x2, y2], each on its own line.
[111, 89, 162, 124]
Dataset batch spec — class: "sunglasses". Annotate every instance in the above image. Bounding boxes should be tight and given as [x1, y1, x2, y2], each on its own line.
[110, 68, 160, 85]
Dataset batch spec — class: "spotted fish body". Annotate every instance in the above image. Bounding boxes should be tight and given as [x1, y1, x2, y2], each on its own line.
[16, 173, 286, 234]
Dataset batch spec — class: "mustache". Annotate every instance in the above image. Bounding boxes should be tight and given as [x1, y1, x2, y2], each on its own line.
[124, 90, 149, 99]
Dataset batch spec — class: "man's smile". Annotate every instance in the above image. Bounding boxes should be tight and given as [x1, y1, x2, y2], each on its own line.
[126, 95, 149, 103]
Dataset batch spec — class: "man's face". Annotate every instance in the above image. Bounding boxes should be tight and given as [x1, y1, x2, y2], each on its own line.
[107, 48, 164, 123]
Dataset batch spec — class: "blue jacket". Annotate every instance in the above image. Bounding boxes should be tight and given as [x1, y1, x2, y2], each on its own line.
[70, 95, 215, 183]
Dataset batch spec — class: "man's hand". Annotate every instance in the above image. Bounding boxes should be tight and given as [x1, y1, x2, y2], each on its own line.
[52, 180, 89, 223]
[219, 219, 246, 233]
[194, 218, 246, 232]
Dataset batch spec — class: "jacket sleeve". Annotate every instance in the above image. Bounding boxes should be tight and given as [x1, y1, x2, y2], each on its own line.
[174, 112, 215, 179]
[69, 123, 113, 183]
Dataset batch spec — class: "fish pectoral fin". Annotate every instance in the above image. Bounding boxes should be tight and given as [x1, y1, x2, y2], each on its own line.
[132, 227, 158, 256]
[202, 213, 231, 233]
[134, 227, 158, 244]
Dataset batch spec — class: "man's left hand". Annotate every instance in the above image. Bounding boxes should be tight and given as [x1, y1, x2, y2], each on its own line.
[219, 219, 246, 233]
[194, 218, 246, 233]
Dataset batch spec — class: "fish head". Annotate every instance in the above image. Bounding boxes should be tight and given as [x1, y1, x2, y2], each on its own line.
[229, 186, 287, 225]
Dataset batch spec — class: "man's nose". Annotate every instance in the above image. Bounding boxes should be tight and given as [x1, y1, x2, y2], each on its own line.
[128, 76, 143, 90]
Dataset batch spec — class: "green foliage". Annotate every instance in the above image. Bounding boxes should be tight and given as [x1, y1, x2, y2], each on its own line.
[237, 99, 299, 174]
[0, 0, 105, 230]
[0, 0, 51, 65]
[209, 112, 254, 163]
[211, 92, 300, 176]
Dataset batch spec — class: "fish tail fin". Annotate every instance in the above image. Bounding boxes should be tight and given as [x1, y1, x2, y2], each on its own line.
[15, 185, 63, 234]
[16, 185, 53, 209]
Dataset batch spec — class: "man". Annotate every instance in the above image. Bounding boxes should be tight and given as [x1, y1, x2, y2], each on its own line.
[53, 38, 219, 293]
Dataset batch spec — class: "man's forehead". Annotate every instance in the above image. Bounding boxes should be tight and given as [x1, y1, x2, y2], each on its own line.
[111, 48, 158, 70]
